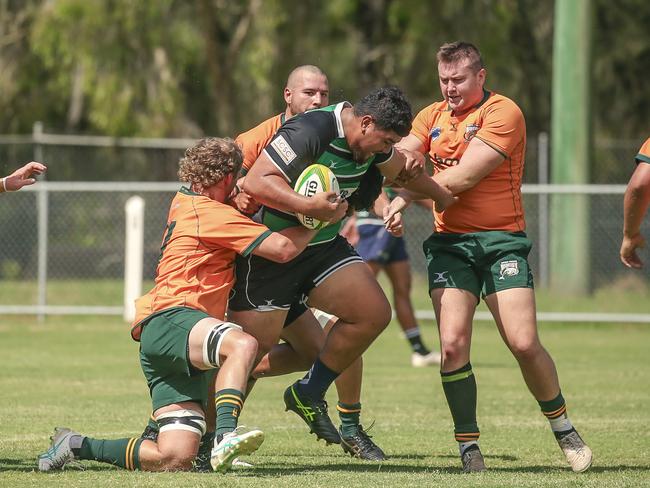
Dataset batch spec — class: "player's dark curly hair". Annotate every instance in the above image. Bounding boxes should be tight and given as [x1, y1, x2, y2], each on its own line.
[178, 137, 243, 188]
[353, 86, 412, 137]
[346, 163, 383, 211]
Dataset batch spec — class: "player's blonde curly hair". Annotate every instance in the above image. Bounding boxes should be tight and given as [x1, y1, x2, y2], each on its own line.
[178, 137, 243, 188]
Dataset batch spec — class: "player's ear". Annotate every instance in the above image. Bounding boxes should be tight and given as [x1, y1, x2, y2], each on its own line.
[360, 115, 374, 135]
[284, 87, 292, 105]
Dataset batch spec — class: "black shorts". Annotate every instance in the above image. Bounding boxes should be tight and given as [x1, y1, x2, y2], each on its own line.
[229, 235, 363, 313]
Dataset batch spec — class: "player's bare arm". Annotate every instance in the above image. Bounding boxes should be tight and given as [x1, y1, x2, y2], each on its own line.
[433, 137, 505, 194]
[376, 147, 454, 210]
[621, 163, 650, 268]
[244, 152, 344, 221]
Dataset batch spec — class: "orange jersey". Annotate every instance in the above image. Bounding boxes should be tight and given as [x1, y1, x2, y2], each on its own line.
[411, 90, 526, 234]
[131, 187, 272, 340]
[636, 137, 650, 165]
[235, 113, 284, 174]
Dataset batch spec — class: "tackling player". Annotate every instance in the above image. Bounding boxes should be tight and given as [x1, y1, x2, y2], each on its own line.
[385, 41, 592, 473]
[37, 138, 344, 473]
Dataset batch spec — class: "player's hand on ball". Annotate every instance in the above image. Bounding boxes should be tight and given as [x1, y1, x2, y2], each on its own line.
[328, 195, 349, 225]
[308, 191, 346, 222]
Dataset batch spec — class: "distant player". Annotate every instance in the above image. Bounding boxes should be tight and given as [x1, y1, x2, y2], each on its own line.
[385, 41, 592, 473]
[620, 137, 650, 268]
[37, 138, 337, 473]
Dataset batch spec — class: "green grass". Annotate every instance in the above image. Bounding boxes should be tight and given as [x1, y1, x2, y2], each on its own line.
[1, 315, 648, 487]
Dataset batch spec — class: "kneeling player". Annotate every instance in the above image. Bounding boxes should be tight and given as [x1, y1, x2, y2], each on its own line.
[37, 137, 339, 473]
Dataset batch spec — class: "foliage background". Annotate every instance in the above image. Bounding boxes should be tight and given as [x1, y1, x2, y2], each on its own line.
[1, 0, 648, 144]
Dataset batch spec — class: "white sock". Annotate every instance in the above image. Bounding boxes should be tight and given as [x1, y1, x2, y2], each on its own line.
[548, 414, 573, 433]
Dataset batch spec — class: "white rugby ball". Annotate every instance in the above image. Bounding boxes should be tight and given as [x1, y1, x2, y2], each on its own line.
[293, 164, 340, 230]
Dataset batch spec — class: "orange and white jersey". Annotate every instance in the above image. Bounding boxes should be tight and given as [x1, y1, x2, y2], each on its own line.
[411, 90, 526, 234]
[131, 187, 271, 340]
[235, 113, 284, 174]
[635, 137, 650, 165]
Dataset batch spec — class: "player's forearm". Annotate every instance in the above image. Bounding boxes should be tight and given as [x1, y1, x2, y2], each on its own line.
[623, 187, 650, 237]
[401, 174, 453, 205]
[433, 166, 482, 194]
[244, 174, 311, 214]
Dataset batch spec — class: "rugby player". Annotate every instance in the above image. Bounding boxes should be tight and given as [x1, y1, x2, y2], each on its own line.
[621, 137, 650, 268]
[38, 138, 344, 473]
[384, 41, 592, 473]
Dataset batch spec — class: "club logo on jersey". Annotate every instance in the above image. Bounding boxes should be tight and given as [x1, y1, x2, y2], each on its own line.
[432, 153, 459, 168]
[498, 260, 520, 280]
[433, 271, 449, 283]
[271, 135, 297, 164]
[429, 127, 442, 141]
[464, 123, 480, 142]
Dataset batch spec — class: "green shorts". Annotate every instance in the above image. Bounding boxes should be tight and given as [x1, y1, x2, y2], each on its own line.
[422, 231, 534, 299]
[139, 307, 214, 412]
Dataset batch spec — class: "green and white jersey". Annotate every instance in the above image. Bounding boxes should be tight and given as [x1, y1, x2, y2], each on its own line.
[261, 102, 393, 245]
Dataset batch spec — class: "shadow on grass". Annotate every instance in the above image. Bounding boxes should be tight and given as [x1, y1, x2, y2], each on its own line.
[0, 458, 117, 473]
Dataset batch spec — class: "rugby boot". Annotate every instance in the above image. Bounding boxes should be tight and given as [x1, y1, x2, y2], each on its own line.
[284, 382, 341, 444]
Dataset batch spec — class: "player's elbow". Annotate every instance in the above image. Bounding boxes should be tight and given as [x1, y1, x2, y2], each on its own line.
[270, 237, 300, 263]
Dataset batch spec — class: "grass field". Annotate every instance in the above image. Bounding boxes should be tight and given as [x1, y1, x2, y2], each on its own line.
[1, 313, 649, 487]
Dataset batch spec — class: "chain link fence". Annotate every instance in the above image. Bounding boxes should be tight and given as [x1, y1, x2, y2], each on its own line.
[0, 130, 648, 320]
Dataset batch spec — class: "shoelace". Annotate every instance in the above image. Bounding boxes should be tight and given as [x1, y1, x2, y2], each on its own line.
[560, 432, 585, 452]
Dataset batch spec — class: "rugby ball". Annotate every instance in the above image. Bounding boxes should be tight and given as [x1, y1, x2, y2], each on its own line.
[293, 164, 340, 230]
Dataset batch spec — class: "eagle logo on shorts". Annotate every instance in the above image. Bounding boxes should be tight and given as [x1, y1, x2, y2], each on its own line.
[464, 123, 480, 142]
[429, 127, 442, 141]
[499, 260, 519, 280]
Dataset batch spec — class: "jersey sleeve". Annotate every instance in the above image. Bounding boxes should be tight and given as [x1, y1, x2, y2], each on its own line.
[235, 115, 281, 175]
[410, 104, 435, 152]
[262, 111, 337, 183]
[635, 138, 650, 165]
[195, 201, 272, 257]
[475, 98, 526, 158]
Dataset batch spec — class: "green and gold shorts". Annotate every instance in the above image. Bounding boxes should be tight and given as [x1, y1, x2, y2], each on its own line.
[422, 231, 534, 299]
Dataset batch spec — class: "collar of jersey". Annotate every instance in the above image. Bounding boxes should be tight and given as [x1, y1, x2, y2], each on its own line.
[180, 186, 200, 196]
[334, 101, 352, 138]
[446, 89, 492, 113]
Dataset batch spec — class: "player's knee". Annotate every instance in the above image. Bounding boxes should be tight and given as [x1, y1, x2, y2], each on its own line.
[440, 333, 471, 363]
[508, 337, 542, 362]
[230, 331, 258, 362]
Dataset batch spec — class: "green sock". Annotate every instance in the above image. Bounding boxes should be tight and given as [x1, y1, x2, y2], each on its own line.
[215, 388, 244, 437]
[337, 402, 361, 437]
[441, 362, 480, 443]
[79, 437, 142, 470]
[538, 391, 573, 433]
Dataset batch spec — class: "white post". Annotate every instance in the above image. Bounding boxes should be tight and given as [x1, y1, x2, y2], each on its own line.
[124, 196, 145, 322]
[34, 122, 47, 323]
[538, 132, 549, 288]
